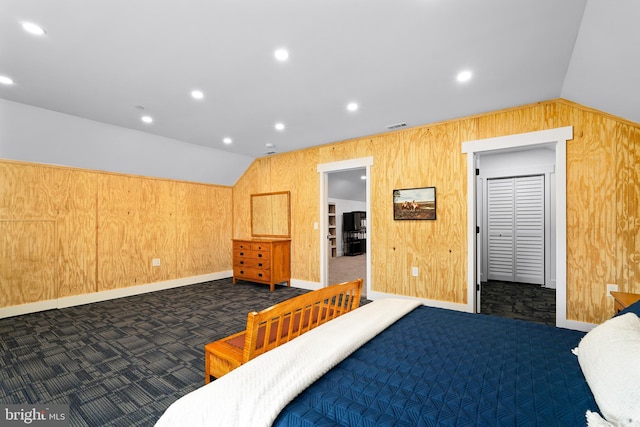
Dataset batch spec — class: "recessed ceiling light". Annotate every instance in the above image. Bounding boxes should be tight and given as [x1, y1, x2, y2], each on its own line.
[265, 143, 274, 148]
[347, 102, 359, 112]
[223, 137, 232, 144]
[141, 116, 153, 124]
[457, 70, 472, 83]
[22, 22, 46, 36]
[274, 122, 285, 131]
[191, 90, 204, 100]
[361, 175, 366, 180]
[0, 75, 14, 85]
[274, 48, 289, 61]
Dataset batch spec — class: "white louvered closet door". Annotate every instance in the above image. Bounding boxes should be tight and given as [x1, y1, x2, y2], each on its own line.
[487, 176, 544, 284]
[487, 179, 515, 281]
[514, 176, 544, 284]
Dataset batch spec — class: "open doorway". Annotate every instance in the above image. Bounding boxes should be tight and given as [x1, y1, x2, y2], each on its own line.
[318, 157, 373, 298]
[476, 148, 556, 325]
[462, 126, 572, 328]
[327, 169, 367, 296]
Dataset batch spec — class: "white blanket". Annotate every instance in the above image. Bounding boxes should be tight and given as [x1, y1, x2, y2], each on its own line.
[155, 298, 421, 427]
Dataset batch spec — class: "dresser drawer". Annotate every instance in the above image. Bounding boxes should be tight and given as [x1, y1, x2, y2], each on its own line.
[233, 267, 271, 282]
[233, 249, 271, 261]
[250, 243, 271, 251]
[233, 241, 252, 251]
[233, 258, 268, 269]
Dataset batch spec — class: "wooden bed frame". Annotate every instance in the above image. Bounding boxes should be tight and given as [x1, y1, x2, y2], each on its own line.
[204, 278, 363, 382]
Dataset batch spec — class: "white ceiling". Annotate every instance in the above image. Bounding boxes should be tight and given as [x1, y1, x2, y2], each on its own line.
[1, 0, 638, 159]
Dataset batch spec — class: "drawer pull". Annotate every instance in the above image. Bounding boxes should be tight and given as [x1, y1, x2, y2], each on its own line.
[239, 252, 244, 256]
[240, 270, 244, 274]
[258, 263, 263, 267]
[258, 253, 263, 258]
[239, 261, 245, 265]
[258, 273, 263, 277]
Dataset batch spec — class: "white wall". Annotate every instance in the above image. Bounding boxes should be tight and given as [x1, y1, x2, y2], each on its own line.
[329, 198, 366, 256]
[0, 99, 254, 186]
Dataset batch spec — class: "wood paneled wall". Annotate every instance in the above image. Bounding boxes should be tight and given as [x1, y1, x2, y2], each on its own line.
[0, 160, 232, 309]
[2, 98, 637, 324]
[233, 99, 640, 324]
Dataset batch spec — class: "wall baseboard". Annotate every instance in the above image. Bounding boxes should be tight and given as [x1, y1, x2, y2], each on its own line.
[367, 290, 471, 312]
[0, 271, 233, 319]
[290, 279, 322, 291]
[564, 319, 597, 332]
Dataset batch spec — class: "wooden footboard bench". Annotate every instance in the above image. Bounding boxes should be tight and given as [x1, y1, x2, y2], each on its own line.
[204, 278, 363, 382]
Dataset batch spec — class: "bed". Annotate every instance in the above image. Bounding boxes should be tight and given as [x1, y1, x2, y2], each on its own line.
[156, 298, 640, 427]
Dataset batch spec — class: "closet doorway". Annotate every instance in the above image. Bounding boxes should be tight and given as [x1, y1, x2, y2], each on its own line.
[477, 149, 555, 325]
[462, 126, 572, 328]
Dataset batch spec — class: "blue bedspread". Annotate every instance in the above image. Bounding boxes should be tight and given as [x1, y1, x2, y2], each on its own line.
[273, 306, 598, 426]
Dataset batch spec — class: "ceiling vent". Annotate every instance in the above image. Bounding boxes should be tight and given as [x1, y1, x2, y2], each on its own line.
[386, 122, 407, 130]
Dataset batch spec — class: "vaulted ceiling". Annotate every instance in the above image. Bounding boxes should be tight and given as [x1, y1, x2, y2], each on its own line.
[1, 0, 638, 159]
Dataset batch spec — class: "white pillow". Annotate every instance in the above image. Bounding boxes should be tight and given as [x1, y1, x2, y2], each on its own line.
[576, 313, 640, 426]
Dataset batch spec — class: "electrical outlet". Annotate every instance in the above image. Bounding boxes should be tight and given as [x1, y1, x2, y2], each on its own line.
[411, 267, 418, 277]
[606, 283, 618, 297]
[152, 258, 161, 267]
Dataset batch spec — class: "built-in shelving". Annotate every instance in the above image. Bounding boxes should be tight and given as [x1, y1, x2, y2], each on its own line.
[328, 203, 337, 257]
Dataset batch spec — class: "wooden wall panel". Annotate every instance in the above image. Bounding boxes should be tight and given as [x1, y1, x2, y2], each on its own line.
[97, 174, 145, 290]
[97, 175, 178, 290]
[0, 161, 97, 300]
[565, 110, 618, 322]
[629, 127, 640, 293]
[176, 182, 232, 276]
[138, 179, 177, 284]
[1, 158, 232, 310]
[278, 149, 320, 282]
[0, 221, 55, 307]
[0, 162, 56, 220]
[366, 124, 467, 302]
[617, 124, 640, 295]
[52, 168, 97, 297]
[476, 102, 559, 139]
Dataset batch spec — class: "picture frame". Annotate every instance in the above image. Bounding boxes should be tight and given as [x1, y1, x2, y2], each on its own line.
[393, 187, 436, 220]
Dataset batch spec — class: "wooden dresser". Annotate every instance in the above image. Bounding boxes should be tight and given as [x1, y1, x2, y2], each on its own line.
[232, 238, 291, 291]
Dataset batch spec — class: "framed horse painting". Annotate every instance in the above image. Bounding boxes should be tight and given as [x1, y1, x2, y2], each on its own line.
[393, 187, 436, 220]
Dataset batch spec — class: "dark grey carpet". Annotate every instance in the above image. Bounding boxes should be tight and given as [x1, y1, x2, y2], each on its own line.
[480, 280, 556, 325]
[0, 278, 550, 426]
[0, 279, 314, 427]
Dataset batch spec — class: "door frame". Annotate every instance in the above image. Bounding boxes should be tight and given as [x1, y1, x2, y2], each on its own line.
[462, 127, 572, 328]
[318, 157, 373, 292]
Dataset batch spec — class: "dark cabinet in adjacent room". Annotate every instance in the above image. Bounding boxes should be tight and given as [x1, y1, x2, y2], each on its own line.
[343, 211, 366, 256]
